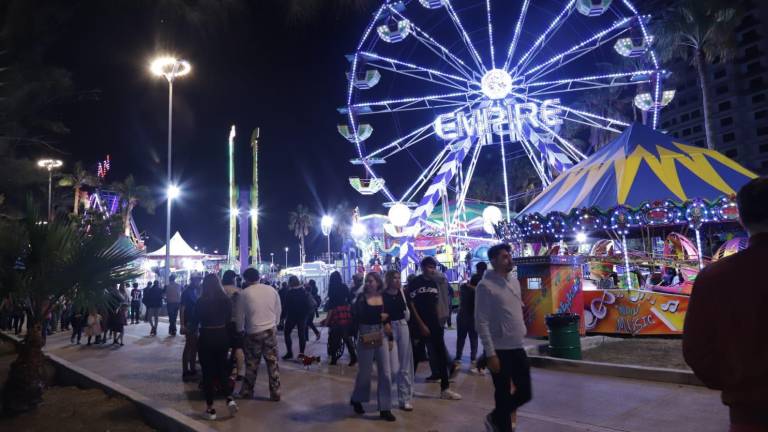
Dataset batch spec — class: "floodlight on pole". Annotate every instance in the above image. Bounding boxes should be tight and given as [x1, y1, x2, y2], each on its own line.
[37, 159, 63, 221]
[284, 246, 289, 269]
[167, 184, 181, 200]
[151, 55, 191, 287]
[321, 216, 334, 264]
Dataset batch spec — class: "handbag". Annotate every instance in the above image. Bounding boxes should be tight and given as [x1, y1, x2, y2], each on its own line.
[399, 287, 411, 322]
[359, 329, 383, 348]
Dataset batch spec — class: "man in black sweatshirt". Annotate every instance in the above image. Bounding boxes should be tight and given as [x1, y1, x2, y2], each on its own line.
[281, 276, 311, 360]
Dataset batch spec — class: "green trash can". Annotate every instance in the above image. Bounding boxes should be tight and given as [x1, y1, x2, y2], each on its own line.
[545, 313, 582, 360]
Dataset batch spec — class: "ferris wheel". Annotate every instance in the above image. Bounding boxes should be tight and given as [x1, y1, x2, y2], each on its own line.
[339, 0, 671, 269]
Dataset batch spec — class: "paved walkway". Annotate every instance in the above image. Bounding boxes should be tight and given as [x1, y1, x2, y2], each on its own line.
[33, 321, 727, 432]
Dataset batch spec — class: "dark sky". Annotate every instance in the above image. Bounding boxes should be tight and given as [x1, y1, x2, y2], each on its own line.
[39, 0, 643, 263]
[49, 2, 378, 263]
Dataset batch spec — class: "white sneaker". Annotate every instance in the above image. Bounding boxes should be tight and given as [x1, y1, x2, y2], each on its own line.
[400, 402, 414, 411]
[440, 389, 462, 400]
[204, 408, 217, 420]
[227, 398, 239, 416]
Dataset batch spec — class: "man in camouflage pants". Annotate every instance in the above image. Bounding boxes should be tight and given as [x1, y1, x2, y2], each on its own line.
[237, 269, 282, 401]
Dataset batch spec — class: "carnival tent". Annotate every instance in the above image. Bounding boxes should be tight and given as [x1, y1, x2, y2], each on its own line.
[520, 123, 758, 216]
[146, 232, 205, 258]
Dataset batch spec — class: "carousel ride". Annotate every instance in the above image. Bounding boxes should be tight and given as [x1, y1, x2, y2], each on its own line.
[339, 0, 671, 276]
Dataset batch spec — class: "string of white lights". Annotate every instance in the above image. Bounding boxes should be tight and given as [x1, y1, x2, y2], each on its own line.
[444, 0, 487, 73]
[360, 51, 475, 87]
[351, 91, 478, 109]
[513, 0, 575, 73]
[502, 0, 531, 72]
[486, 0, 496, 69]
[524, 17, 633, 78]
[386, 5, 477, 81]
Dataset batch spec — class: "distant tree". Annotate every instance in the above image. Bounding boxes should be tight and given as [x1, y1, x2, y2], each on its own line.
[288, 204, 313, 264]
[57, 161, 99, 215]
[111, 175, 156, 238]
[0, 200, 142, 414]
[655, 0, 743, 150]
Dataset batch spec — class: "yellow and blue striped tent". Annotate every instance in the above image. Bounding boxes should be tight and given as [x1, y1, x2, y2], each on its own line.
[520, 123, 758, 216]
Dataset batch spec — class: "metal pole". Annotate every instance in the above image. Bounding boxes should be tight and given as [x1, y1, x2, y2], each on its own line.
[285, 250, 288, 269]
[500, 136, 511, 222]
[164, 78, 173, 287]
[327, 234, 331, 264]
[694, 229, 704, 269]
[622, 234, 632, 290]
[47, 169, 53, 221]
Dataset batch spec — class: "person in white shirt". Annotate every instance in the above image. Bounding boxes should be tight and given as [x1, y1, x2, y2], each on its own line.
[236, 268, 282, 401]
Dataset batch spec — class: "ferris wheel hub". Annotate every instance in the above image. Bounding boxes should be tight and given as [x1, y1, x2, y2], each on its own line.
[480, 68, 513, 100]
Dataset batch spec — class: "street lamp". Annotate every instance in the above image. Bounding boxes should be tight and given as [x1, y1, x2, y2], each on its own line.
[37, 159, 63, 221]
[284, 247, 289, 269]
[321, 216, 334, 264]
[151, 55, 191, 287]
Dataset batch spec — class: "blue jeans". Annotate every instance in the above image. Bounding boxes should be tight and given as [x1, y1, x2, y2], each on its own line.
[389, 319, 414, 405]
[351, 324, 392, 411]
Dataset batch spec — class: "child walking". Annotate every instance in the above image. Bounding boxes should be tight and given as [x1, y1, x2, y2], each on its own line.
[85, 310, 102, 346]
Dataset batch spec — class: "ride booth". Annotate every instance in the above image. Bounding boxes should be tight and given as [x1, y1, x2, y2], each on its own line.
[515, 255, 586, 338]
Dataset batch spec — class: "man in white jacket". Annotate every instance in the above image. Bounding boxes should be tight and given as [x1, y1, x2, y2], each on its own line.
[236, 268, 282, 401]
[475, 244, 531, 432]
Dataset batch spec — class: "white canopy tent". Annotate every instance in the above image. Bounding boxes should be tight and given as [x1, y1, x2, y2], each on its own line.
[146, 232, 206, 258]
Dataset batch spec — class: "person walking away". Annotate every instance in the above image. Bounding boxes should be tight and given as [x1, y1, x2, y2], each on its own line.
[349, 272, 396, 422]
[476, 243, 531, 432]
[113, 304, 128, 345]
[142, 281, 152, 322]
[144, 281, 163, 336]
[11, 298, 25, 335]
[684, 178, 768, 432]
[85, 309, 102, 346]
[305, 280, 321, 341]
[236, 268, 282, 401]
[130, 282, 142, 324]
[383, 270, 414, 411]
[195, 274, 238, 420]
[281, 276, 312, 360]
[408, 256, 461, 400]
[324, 271, 357, 366]
[222, 270, 247, 397]
[180, 276, 201, 381]
[455, 261, 486, 374]
[165, 275, 182, 336]
[422, 259, 456, 379]
[70, 308, 85, 344]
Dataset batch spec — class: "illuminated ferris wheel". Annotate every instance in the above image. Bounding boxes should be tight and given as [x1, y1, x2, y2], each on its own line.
[339, 0, 671, 268]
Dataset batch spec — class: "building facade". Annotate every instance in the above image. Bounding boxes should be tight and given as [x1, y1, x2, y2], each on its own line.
[659, 0, 768, 175]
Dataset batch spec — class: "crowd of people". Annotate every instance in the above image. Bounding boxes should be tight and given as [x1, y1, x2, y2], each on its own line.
[120, 243, 528, 430]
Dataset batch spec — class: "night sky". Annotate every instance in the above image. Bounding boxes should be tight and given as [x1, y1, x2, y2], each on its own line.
[37, 0, 638, 263]
[48, 2, 378, 263]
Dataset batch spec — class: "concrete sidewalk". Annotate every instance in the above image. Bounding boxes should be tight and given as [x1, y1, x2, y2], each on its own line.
[34, 321, 727, 432]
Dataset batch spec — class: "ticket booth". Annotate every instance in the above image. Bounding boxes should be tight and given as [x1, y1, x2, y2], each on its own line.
[515, 255, 586, 337]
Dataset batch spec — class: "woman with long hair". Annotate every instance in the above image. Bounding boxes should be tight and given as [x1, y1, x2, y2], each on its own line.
[383, 269, 414, 411]
[350, 272, 395, 422]
[196, 274, 237, 420]
[324, 271, 357, 366]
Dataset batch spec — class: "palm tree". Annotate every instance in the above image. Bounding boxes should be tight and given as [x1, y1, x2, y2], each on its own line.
[655, 0, 743, 150]
[57, 161, 98, 215]
[0, 199, 142, 414]
[288, 204, 313, 264]
[111, 175, 156, 237]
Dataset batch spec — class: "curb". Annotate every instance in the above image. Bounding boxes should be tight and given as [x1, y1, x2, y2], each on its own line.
[528, 355, 704, 387]
[0, 331, 215, 432]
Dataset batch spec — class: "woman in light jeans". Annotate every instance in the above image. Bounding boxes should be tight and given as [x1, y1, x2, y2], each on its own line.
[383, 270, 414, 411]
[350, 272, 396, 422]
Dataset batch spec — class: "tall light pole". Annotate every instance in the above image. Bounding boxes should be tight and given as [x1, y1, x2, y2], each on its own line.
[270, 252, 275, 266]
[37, 159, 63, 221]
[321, 216, 334, 264]
[151, 56, 191, 286]
[284, 247, 289, 269]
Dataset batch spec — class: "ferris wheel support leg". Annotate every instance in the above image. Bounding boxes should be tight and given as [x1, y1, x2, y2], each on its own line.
[500, 136, 511, 222]
[399, 139, 471, 277]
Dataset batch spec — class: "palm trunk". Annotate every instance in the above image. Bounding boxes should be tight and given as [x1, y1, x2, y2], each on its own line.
[2, 315, 48, 414]
[73, 186, 80, 215]
[694, 50, 716, 150]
